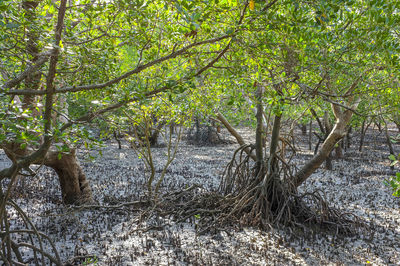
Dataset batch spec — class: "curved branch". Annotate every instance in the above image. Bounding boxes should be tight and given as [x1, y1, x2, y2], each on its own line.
[294, 101, 359, 187]
[216, 111, 257, 161]
[5, 34, 232, 96]
[1, 53, 50, 91]
[0, 0, 68, 180]
[59, 85, 170, 132]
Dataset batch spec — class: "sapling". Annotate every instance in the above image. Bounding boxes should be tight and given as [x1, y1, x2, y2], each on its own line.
[386, 154, 400, 197]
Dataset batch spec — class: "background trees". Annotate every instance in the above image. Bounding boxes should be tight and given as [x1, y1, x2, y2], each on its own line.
[0, 0, 399, 263]
[0, 0, 240, 203]
[1, 0, 398, 206]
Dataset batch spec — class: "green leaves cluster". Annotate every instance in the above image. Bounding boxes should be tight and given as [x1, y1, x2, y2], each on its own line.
[1, 0, 400, 180]
[0, 99, 42, 149]
[386, 154, 400, 197]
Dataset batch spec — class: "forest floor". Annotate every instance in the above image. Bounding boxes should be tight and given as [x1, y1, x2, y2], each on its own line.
[1, 125, 400, 265]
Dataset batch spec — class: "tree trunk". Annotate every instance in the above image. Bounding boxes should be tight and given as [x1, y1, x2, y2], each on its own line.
[308, 120, 312, 150]
[346, 126, 352, 149]
[311, 110, 335, 168]
[294, 124, 345, 186]
[359, 119, 371, 152]
[310, 108, 326, 136]
[242, 90, 269, 132]
[262, 114, 282, 213]
[325, 152, 333, 170]
[335, 140, 343, 158]
[268, 115, 281, 168]
[45, 149, 93, 204]
[341, 137, 345, 150]
[383, 119, 395, 170]
[1, 1, 94, 205]
[170, 122, 175, 135]
[255, 87, 264, 175]
[3, 143, 94, 204]
[216, 112, 256, 160]
[301, 124, 307, 135]
[294, 103, 356, 187]
[149, 121, 165, 146]
[113, 130, 122, 149]
[359, 119, 366, 152]
[376, 121, 382, 132]
[195, 116, 200, 138]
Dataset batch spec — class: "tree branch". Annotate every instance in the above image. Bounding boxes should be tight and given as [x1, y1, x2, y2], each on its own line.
[0, 0, 68, 180]
[5, 34, 232, 96]
[216, 111, 256, 161]
[1, 53, 50, 91]
[195, 41, 231, 77]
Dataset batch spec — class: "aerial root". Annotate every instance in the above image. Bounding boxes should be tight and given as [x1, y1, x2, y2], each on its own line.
[293, 191, 366, 235]
[122, 145, 366, 237]
[146, 144, 367, 236]
[179, 187, 364, 236]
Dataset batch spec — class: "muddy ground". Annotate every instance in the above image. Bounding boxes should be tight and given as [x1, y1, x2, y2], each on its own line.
[1, 125, 399, 265]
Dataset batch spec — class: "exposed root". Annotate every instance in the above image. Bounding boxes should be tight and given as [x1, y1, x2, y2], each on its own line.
[153, 145, 368, 237]
[218, 145, 366, 235]
[59, 144, 367, 238]
[0, 198, 62, 265]
[292, 191, 365, 235]
[217, 144, 296, 228]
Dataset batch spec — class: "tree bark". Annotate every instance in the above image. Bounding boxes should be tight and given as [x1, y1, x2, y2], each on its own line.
[359, 118, 371, 152]
[376, 121, 382, 132]
[294, 103, 357, 187]
[310, 109, 335, 168]
[45, 149, 93, 204]
[310, 108, 326, 136]
[268, 114, 281, 167]
[383, 119, 395, 170]
[325, 152, 333, 170]
[255, 87, 264, 174]
[346, 126, 352, 149]
[2, 0, 94, 205]
[242, 90, 268, 132]
[308, 120, 312, 150]
[3, 142, 94, 204]
[323, 111, 333, 170]
[170, 122, 175, 135]
[113, 130, 122, 149]
[301, 124, 307, 135]
[216, 112, 256, 161]
[335, 141, 343, 158]
[149, 121, 165, 146]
